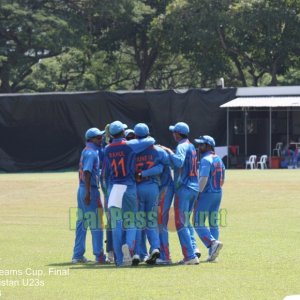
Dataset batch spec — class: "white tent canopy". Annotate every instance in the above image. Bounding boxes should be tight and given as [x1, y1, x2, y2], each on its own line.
[221, 96, 300, 108]
[220, 94, 300, 168]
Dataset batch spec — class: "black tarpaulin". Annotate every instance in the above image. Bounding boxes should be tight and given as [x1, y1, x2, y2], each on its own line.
[0, 88, 236, 172]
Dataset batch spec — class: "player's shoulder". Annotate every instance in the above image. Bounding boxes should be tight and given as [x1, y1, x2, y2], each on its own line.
[154, 145, 165, 153]
[177, 140, 189, 150]
[83, 147, 98, 158]
[213, 154, 224, 163]
[201, 155, 213, 164]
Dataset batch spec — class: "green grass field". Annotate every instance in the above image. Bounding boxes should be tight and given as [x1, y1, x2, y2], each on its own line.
[0, 170, 300, 300]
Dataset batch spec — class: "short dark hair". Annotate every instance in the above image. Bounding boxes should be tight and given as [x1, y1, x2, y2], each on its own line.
[112, 131, 124, 139]
[136, 134, 149, 139]
[178, 133, 188, 139]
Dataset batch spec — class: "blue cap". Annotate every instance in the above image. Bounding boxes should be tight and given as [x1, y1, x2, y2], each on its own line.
[194, 135, 216, 147]
[109, 121, 127, 135]
[125, 129, 135, 138]
[134, 123, 149, 137]
[169, 122, 189, 135]
[85, 128, 103, 140]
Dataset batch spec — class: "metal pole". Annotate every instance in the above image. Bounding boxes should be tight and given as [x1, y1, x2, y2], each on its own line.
[287, 108, 289, 145]
[244, 108, 248, 159]
[227, 107, 229, 169]
[269, 107, 272, 168]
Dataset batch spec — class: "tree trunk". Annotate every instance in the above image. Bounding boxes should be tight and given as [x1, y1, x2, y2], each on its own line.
[231, 54, 247, 87]
[270, 63, 278, 86]
[133, 34, 158, 90]
[0, 65, 11, 93]
[136, 67, 147, 90]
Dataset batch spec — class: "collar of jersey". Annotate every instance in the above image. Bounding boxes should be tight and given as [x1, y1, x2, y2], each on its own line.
[112, 137, 126, 143]
[85, 142, 98, 150]
[178, 138, 188, 144]
[202, 151, 214, 157]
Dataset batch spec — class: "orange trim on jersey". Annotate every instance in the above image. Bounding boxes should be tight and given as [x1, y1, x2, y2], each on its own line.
[108, 141, 127, 147]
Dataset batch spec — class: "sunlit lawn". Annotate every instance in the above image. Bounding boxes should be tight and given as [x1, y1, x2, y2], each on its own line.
[0, 170, 299, 300]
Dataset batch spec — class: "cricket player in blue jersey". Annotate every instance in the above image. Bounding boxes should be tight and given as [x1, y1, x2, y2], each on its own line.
[133, 123, 169, 265]
[160, 122, 200, 265]
[156, 163, 175, 264]
[194, 135, 225, 262]
[102, 121, 156, 266]
[72, 128, 105, 264]
[125, 129, 135, 140]
[97, 129, 115, 264]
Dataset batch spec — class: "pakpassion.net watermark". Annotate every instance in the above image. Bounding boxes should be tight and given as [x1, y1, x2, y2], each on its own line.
[69, 207, 228, 231]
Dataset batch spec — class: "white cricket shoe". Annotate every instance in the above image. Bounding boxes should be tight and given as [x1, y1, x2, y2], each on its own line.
[207, 240, 223, 262]
[106, 251, 115, 264]
[178, 256, 200, 265]
[142, 255, 149, 263]
[122, 244, 132, 266]
[195, 249, 201, 258]
[71, 256, 91, 264]
[145, 249, 160, 265]
[132, 254, 140, 266]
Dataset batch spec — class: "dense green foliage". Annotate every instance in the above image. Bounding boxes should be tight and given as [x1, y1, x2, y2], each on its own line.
[1, 0, 300, 92]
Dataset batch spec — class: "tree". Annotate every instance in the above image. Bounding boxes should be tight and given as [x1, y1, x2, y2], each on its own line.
[75, 0, 175, 90]
[0, 0, 77, 92]
[226, 0, 300, 86]
[164, 0, 300, 87]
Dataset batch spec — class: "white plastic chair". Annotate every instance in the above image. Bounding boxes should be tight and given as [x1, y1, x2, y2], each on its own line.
[272, 142, 283, 156]
[257, 155, 268, 169]
[245, 155, 257, 169]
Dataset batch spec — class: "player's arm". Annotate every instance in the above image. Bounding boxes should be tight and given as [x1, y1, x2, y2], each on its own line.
[84, 171, 92, 205]
[98, 147, 104, 170]
[169, 144, 186, 168]
[199, 176, 208, 192]
[127, 137, 155, 153]
[140, 147, 168, 177]
[199, 158, 210, 193]
[157, 146, 170, 166]
[159, 145, 174, 155]
[82, 150, 95, 205]
[100, 154, 110, 197]
[221, 162, 225, 187]
[159, 144, 186, 167]
[140, 163, 163, 177]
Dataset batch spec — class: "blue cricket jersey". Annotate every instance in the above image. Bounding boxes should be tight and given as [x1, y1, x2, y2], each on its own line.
[79, 142, 100, 188]
[199, 151, 225, 193]
[136, 145, 169, 185]
[169, 139, 199, 192]
[102, 137, 155, 186]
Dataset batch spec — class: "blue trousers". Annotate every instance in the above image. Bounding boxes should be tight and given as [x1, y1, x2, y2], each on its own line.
[136, 182, 160, 256]
[72, 186, 105, 262]
[103, 193, 113, 253]
[193, 192, 222, 248]
[174, 186, 198, 260]
[109, 184, 137, 266]
[158, 183, 174, 260]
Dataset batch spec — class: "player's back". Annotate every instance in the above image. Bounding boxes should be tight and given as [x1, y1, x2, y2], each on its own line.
[104, 140, 136, 185]
[174, 141, 199, 192]
[136, 145, 163, 184]
[202, 153, 225, 193]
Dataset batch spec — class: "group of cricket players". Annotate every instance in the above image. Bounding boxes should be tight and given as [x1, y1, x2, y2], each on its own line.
[72, 120, 225, 266]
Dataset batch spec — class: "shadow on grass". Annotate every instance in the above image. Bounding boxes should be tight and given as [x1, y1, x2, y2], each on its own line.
[47, 261, 198, 270]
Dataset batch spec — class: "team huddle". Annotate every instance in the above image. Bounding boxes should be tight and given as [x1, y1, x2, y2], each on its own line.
[72, 121, 225, 266]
